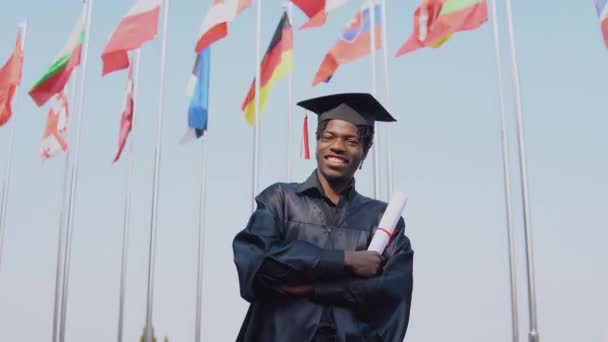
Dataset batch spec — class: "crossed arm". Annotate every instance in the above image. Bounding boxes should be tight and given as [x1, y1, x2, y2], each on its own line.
[232, 188, 413, 314]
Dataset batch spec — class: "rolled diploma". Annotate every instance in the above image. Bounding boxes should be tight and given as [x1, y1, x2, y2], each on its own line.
[367, 192, 408, 254]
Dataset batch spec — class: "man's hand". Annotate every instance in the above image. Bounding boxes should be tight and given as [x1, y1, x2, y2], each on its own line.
[273, 284, 314, 297]
[345, 250, 384, 278]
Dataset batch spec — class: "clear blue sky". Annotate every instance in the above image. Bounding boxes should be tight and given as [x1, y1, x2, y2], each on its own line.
[0, 0, 607, 341]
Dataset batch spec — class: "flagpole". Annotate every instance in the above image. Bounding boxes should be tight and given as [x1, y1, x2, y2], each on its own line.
[194, 135, 209, 342]
[379, 0, 393, 201]
[0, 20, 27, 269]
[504, 0, 539, 341]
[117, 48, 141, 342]
[368, 0, 380, 200]
[144, 0, 169, 341]
[251, 0, 262, 211]
[489, 0, 519, 341]
[52, 80, 78, 342]
[285, 1, 294, 183]
[59, 1, 93, 341]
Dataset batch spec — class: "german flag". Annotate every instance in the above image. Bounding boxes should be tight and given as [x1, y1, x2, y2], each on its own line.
[241, 12, 293, 125]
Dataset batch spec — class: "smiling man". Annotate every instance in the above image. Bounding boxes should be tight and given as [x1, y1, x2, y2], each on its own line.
[232, 93, 414, 342]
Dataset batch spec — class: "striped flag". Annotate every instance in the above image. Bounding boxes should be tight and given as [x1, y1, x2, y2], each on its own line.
[40, 91, 69, 159]
[113, 63, 135, 163]
[241, 12, 293, 125]
[182, 48, 211, 143]
[313, 0, 381, 86]
[395, 0, 488, 57]
[195, 0, 251, 52]
[595, 0, 608, 47]
[29, 5, 86, 107]
[102, 0, 160, 75]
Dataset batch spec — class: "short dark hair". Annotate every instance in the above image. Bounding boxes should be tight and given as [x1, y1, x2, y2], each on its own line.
[316, 119, 374, 155]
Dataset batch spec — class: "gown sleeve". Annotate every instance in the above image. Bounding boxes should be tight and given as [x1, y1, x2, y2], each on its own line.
[232, 184, 348, 302]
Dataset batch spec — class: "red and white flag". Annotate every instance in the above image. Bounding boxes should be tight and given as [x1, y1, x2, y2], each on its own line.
[113, 64, 135, 163]
[40, 91, 69, 159]
[102, 0, 160, 75]
[195, 0, 251, 52]
[292, 0, 349, 30]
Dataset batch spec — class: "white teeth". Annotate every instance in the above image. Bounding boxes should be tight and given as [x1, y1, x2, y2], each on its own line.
[328, 157, 346, 163]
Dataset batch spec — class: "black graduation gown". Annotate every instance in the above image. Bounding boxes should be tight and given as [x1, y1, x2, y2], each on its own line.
[232, 175, 414, 342]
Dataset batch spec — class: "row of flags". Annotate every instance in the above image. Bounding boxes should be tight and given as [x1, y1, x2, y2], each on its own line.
[5, 0, 604, 163]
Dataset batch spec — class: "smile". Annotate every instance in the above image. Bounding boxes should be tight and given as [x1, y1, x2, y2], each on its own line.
[325, 156, 348, 164]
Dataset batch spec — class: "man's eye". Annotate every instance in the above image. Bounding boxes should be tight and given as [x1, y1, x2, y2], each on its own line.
[321, 135, 333, 141]
[346, 139, 360, 146]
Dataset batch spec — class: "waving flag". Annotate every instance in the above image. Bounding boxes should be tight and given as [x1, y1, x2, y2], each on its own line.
[0, 30, 24, 126]
[312, 0, 381, 86]
[29, 5, 86, 107]
[241, 12, 293, 125]
[292, 0, 349, 30]
[195, 0, 251, 52]
[41, 92, 69, 159]
[101, 0, 160, 75]
[595, 0, 608, 47]
[183, 48, 211, 142]
[395, 0, 488, 57]
[113, 64, 135, 163]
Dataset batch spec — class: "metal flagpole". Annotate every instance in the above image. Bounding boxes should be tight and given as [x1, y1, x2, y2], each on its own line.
[489, 0, 519, 340]
[194, 135, 209, 342]
[117, 48, 141, 342]
[0, 20, 27, 269]
[504, 0, 539, 341]
[251, 0, 262, 211]
[379, 0, 393, 201]
[145, 0, 170, 340]
[52, 78, 78, 342]
[285, 1, 294, 183]
[368, 0, 380, 200]
[59, 1, 93, 340]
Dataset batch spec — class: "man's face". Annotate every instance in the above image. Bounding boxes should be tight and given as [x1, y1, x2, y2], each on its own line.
[316, 119, 366, 183]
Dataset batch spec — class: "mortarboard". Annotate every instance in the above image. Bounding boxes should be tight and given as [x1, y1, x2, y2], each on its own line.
[296, 92, 396, 127]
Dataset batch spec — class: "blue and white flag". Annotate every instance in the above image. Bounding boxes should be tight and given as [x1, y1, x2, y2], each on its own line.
[182, 48, 210, 143]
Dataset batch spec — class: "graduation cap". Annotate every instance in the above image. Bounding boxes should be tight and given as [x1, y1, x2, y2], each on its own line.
[296, 92, 396, 127]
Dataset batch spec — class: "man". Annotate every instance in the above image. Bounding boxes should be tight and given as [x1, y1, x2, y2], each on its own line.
[232, 93, 414, 342]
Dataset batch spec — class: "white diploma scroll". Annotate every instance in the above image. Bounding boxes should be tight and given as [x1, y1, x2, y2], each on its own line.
[367, 192, 408, 254]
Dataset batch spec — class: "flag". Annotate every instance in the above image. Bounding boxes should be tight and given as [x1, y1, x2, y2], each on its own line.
[302, 113, 310, 159]
[241, 12, 293, 125]
[595, 0, 608, 47]
[292, 0, 349, 30]
[182, 48, 211, 143]
[312, 0, 381, 86]
[195, 0, 251, 52]
[0, 30, 24, 127]
[40, 92, 69, 159]
[395, 0, 488, 57]
[29, 5, 86, 107]
[102, 0, 160, 75]
[113, 64, 135, 163]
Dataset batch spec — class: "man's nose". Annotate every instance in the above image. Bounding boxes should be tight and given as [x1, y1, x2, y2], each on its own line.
[329, 139, 346, 152]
